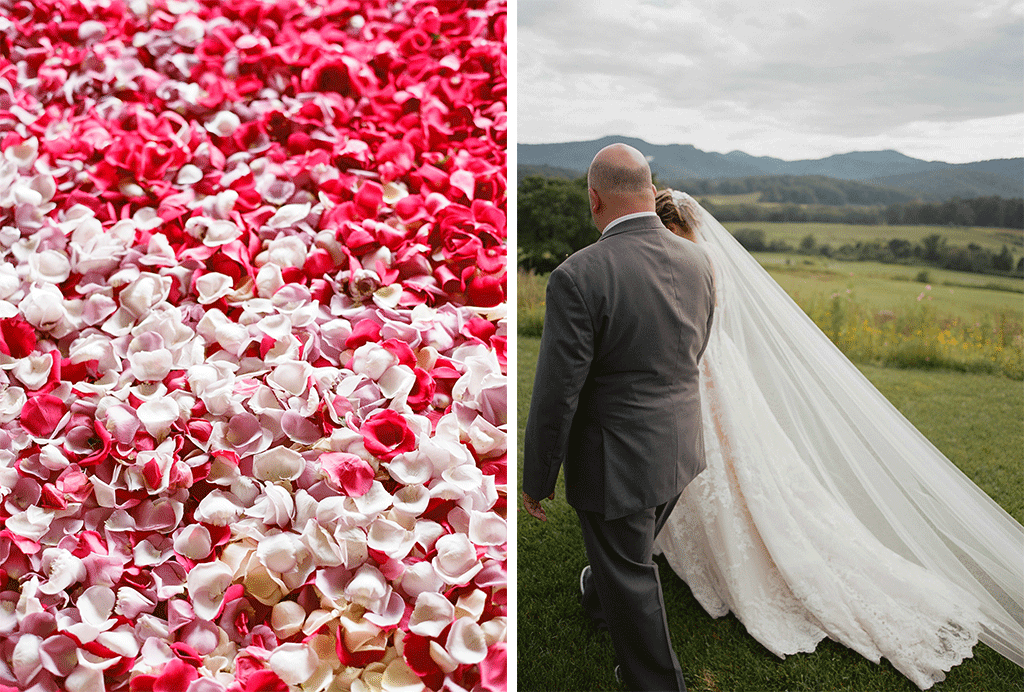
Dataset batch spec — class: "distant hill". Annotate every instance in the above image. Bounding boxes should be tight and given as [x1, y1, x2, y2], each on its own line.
[869, 166, 1024, 202]
[678, 175, 918, 207]
[518, 136, 1023, 202]
[516, 164, 582, 182]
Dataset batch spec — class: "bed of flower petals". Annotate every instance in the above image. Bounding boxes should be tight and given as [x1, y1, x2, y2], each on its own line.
[0, 0, 507, 690]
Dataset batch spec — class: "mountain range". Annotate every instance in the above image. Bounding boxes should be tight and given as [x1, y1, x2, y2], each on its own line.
[518, 136, 1024, 202]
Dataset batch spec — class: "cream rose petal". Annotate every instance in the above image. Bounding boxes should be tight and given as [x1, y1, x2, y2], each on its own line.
[382, 658, 425, 692]
[271, 600, 306, 639]
[408, 591, 454, 638]
[252, 447, 305, 482]
[205, 110, 240, 137]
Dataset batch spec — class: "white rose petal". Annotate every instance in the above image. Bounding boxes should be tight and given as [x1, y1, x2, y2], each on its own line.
[345, 564, 386, 611]
[388, 452, 434, 485]
[20, 284, 70, 334]
[194, 490, 244, 526]
[77, 20, 107, 41]
[445, 617, 487, 665]
[393, 485, 430, 516]
[351, 342, 396, 380]
[12, 353, 53, 391]
[137, 397, 180, 438]
[267, 360, 312, 398]
[128, 348, 174, 382]
[119, 273, 171, 318]
[174, 524, 213, 560]
[257, 531, 303, 574]
[455, 589, 487, 621]
[400, 561, 444, 599]
[78, 585, 116, 629]
[195, 272, 234, 304]
[468, 511, 506, 546]
[28, 250, 72, 284]
[367, 518, 415, 560]
[186, 561, 235, 620]
[432, 533, 483, 586]
[206, 110, 241, 137]
[269, 642, 319, 685]
[176, 164, 203, 185]
[12, 634, 42, 684]
[266, 202, 311, 229]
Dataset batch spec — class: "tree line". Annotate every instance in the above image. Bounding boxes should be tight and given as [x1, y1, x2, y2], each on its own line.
[731, 228, 1023, 276]
[697, 196, 1023, 228]
[676, 175, 916, 206]
[518, 175, 1024, 276]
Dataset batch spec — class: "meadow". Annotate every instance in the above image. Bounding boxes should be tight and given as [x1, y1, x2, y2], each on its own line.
[722, 220, 1023, 255]
[517, 336, 1024, 692]
[518, 253, 1024, 379]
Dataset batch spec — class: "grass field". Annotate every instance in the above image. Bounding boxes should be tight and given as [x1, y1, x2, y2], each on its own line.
[517, 336, 1024, 692]
[723, 220, 1023, 255]
[756, 253, 1024, 297]
[757, 255, 1023, 322]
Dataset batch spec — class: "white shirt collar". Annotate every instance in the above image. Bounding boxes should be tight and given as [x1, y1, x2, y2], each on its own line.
[603, 211, 659, 233]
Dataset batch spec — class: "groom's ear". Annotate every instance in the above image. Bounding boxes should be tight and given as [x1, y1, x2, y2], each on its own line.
[589, 187, 600, 214]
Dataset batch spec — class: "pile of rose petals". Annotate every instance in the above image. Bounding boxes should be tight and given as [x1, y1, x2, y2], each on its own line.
[0, 0, 507, 690]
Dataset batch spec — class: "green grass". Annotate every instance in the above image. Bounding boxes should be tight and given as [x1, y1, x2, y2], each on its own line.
[519, 267, 1024, 378]
[757, 255, 1024, 320]
[723, 221, 1024, 254]
[517, 337, 1024, 692]
[757, 253, 1024, 296]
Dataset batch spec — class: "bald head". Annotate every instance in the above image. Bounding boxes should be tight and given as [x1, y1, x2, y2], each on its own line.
[587, 144, 656, 232]
[588, 144, 653, 195]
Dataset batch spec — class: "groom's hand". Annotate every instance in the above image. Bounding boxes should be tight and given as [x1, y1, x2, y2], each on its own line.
[522, 491, 554, 521]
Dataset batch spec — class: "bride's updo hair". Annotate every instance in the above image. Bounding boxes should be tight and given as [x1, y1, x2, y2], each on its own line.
[655, 189, 697, 242]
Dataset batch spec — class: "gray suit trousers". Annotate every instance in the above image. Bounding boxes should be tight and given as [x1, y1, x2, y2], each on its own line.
[578, 495, 686, 692]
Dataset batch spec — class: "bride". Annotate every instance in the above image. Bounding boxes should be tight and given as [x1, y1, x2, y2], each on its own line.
[651, 190, 1023, 689]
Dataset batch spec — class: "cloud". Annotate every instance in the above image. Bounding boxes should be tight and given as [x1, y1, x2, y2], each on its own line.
[518, 0, 1024, 161]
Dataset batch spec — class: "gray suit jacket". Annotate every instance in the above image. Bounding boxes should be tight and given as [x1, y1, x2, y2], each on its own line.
[523, 214, 715, 520]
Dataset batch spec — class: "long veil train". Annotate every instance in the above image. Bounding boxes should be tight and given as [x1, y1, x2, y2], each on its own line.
[665, 191, 1023, 667]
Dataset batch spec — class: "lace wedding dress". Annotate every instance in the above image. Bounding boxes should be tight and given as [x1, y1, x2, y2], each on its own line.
[654, 192, 1024, 689]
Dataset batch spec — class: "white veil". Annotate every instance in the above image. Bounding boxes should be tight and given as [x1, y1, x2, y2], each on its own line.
[673, 190, 1024, 666]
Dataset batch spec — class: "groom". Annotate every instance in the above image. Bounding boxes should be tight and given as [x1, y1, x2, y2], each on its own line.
[522, 143, 715, 691]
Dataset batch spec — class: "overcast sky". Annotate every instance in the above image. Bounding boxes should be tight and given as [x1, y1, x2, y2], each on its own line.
[516, 0, 1024, 163]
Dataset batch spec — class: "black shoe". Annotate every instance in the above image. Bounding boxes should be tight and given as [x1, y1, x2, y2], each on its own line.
[579, 564, 609, 632]
[579, 565, 591, 599]
[614, 665, 623, 684]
